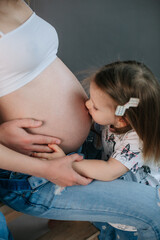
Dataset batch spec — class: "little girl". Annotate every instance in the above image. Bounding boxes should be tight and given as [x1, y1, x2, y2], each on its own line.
[33, 60, 160, 187]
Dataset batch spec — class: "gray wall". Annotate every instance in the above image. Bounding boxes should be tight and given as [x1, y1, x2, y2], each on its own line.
[31, 0, 160, 81]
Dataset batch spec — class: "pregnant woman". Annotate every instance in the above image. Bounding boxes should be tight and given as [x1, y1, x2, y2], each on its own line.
[0, 0, 91, 154]
[0, 1, 160, 240]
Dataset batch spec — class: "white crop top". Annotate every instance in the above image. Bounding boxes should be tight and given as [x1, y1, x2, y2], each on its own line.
[0, 12, 59, 97]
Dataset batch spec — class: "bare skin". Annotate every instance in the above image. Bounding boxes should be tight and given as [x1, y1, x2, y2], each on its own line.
[0, 143, 92, 186]
[0, 0, 91, 154]
[0, 119, 61, 155]
[0, 0, 92, 186]
[0, 58, 91, 153]
[33, 83, 130, 182]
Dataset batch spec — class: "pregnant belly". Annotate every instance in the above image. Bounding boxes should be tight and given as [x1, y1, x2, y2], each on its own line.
[33, 93, 91, 153]
[0, 58, 92, 153]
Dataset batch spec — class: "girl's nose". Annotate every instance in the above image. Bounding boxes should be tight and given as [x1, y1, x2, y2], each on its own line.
[85, 99, 90, 110]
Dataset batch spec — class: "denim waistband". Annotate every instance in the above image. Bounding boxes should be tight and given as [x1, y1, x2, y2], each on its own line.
[0, 178, 32, 191]
[0, 170, 49, 191]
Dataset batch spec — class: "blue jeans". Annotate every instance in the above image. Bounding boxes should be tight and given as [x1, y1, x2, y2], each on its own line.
[0, 172, 160, 240]
[0, 212, 13, 240]
[0, 133, 160, 240]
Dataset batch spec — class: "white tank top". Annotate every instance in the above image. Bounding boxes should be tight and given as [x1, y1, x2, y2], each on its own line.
[0, 12, 59, 97]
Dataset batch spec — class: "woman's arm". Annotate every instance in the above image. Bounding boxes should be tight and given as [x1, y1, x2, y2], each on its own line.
[0, 143, 92, 187]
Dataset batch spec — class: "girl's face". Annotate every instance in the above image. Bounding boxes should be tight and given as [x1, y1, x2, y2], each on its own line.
[85, 81, 120, 126]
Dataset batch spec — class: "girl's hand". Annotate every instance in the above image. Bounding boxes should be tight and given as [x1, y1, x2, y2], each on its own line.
[32, 144, 66, 160]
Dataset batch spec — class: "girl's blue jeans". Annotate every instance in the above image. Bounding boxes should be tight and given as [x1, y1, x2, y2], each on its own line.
[0, 132, 160, 240]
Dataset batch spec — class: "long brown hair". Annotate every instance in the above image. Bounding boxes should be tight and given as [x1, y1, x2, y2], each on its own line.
[92, 60, 160, 162]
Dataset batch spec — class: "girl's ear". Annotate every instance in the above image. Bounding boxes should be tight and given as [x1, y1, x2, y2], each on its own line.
[115, 116, 128, 128]
[119, 116, 126, 122]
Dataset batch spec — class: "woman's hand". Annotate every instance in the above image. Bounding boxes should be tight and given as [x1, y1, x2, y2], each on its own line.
[43, 153, 93, 186]
[32, 144, 66, 159]
[0, 119, 61, 156]
[32, 144, 93, 186]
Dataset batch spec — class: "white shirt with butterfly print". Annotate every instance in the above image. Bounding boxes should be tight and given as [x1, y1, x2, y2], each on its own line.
[95, 124, 160, 187]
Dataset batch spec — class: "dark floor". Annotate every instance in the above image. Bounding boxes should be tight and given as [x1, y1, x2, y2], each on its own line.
[8, 214, 99, 240]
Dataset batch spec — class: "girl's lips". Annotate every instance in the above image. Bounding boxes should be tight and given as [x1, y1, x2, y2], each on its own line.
[88, 112, 92, 118]
[109, 125, 115, 132]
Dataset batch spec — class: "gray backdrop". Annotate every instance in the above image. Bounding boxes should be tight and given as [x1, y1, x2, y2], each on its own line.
[30, 0, 160, 81]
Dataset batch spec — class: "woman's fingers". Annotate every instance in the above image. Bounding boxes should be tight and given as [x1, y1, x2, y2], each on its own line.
[32, 152, 52, 159]
[15, 118, 43, 128]
[31, 134, 61, 145]
[29, 145, 54, 153]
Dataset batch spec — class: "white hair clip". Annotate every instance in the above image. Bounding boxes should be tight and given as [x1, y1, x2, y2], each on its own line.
[115, 98, 140, 116]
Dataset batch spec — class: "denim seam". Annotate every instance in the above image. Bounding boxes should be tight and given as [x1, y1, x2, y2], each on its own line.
[156, 185, 160, 201]
[22, 201, 160, 240]
[18, 193, 53, 211]
[65, 209, 159, 239]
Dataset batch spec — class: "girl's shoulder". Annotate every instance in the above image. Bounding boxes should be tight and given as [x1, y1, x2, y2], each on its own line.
[109, 128, 142, 148]
[123, 129, 140, 142]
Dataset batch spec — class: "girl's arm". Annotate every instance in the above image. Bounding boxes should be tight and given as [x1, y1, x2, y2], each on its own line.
[72, 158, 128, 181]
[34, 144, 128, 181]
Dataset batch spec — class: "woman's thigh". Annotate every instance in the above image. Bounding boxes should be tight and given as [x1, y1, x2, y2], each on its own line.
[1, 178, 160, 240]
